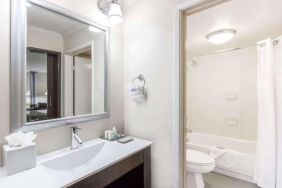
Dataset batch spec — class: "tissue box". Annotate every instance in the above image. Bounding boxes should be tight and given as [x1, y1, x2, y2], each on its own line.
[3, 143, 36, 175]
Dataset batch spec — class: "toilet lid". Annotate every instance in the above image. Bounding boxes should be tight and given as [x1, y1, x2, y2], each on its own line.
[186, 149, 214, 165]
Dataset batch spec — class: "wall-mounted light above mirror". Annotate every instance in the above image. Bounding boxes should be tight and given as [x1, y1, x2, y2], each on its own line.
[98, 0, 124, 24]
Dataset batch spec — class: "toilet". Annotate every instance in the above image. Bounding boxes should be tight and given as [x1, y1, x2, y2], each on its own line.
[186, 149, 215, 188]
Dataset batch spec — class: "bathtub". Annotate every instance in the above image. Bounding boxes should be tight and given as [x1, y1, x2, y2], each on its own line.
[187, 133, 256, 183]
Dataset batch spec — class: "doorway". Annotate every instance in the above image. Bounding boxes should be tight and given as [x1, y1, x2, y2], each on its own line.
[26, 47, 61, 122]
[64, 41, 95, 117]
[175, 0, 282, 188]
[73, 50, 92, 116]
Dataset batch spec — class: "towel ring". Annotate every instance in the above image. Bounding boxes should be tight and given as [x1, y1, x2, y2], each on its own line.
[131, 74, 146, 96]
[131, 74, 146, 87]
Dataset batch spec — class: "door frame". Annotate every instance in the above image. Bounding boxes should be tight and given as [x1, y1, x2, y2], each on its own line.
[27, 47, 61, 120]
[173, 0, 230, 187]
[47, 51, 61, 119]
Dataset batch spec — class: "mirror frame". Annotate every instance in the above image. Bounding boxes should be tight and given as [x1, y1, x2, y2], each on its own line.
[11, 0, 110, 132]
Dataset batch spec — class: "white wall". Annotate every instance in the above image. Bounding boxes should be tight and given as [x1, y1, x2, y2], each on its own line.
[28, 26, 64, 52]
[63, 54, 74, 117]
[0, 0, 124, 166]
[187, 47, 258, 141]
[123, 0, 181, 187]
[64, 29, 105, 113]
[0, 0, 11, 167]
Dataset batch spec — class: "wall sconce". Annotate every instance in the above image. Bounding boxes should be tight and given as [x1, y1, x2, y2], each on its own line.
[98, 0, 124, 24]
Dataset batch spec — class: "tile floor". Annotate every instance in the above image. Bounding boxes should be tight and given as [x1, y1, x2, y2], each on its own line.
[203, 172, 259, 188]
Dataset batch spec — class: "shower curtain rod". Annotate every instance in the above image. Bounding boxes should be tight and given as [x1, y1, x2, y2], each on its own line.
[190, 38, 279, 58]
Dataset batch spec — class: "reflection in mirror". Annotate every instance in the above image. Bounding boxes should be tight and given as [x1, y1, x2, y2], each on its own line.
[26, 3, 106, 123]
[26, 49, 50, 122]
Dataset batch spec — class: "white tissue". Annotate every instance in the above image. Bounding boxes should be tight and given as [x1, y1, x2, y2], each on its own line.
[127, 84, 140, 94]
[127, 84, 146, 103]
[5, 132, 37, 147]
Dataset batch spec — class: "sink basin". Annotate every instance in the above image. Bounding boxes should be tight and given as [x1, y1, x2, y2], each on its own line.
[21, 138, 152, 187]
[41, 140, 105, 170]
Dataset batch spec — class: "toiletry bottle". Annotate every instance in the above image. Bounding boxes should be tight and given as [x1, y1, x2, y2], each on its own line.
[112, 127, 118, 139]
[109, 131, 114, 140]
[104, 130, 109, 140]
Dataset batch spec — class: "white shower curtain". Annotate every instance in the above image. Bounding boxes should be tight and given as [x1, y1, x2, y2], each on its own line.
[254, 37, 282, 188]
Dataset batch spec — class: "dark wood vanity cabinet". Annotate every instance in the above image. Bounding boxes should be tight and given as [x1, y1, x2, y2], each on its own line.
[68, 147, 151, 188]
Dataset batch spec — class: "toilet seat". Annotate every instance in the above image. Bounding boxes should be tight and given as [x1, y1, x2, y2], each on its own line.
[186, 149, 215, 173]
[186, 149, 214, 165]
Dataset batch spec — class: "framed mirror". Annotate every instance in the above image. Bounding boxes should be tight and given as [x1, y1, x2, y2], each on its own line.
[11, 0, 110, 132]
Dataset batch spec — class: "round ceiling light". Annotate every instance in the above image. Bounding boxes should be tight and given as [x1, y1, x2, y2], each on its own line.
[207, 29, 236, 44]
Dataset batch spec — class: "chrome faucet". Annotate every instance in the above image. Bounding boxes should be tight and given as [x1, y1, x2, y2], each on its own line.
[70, 126, 83, 150]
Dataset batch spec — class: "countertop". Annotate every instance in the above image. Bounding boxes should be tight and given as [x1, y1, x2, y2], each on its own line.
[0, 137, 152, 188]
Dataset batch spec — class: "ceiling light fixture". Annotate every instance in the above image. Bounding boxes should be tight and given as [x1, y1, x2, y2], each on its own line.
[98, 0, 124, 24]
[207, 29, 236, 44]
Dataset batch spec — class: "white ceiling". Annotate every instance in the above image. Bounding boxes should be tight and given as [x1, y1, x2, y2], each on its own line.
[187, 0, 282, 57]
[27, 4, 87, 36]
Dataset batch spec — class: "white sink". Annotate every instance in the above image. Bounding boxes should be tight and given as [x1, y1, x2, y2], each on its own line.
[0, 138, 152, 188]
[41, 140, 105, 170]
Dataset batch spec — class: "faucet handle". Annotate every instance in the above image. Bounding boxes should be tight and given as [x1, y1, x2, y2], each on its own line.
[71, 126, 82, 133]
